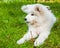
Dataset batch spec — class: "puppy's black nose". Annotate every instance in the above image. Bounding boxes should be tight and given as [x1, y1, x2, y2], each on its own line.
[24, 18, 27, 21]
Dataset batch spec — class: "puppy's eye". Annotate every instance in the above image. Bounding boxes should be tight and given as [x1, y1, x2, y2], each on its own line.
[31, 14, 34, 16]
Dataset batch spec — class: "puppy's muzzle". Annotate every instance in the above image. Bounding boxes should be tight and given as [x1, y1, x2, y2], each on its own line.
[24, 18, 29, 23]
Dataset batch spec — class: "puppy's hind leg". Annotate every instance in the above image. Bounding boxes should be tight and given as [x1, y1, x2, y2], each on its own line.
[34, 31, 50, 46]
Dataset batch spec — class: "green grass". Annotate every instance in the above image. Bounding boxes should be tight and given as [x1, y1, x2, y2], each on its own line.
[0, 2, 60, 48]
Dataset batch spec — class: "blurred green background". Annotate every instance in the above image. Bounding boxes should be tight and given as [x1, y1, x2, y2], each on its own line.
[0, 0, 60, 48]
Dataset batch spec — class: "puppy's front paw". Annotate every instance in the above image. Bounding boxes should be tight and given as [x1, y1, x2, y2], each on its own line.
[34, 39, 43, 46]
[17, 38, 24, 44]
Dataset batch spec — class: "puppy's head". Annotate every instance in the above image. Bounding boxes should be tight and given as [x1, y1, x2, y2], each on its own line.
[21, 4, 51, 25]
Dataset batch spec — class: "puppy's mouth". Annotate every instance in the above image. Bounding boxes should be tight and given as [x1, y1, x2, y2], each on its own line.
[25, 21, 30, 23]
[26, 21, 30, 23]
[25, 20, 37, 25]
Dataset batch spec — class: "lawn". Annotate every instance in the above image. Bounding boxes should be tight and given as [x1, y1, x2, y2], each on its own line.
[0, 2, 60, 48]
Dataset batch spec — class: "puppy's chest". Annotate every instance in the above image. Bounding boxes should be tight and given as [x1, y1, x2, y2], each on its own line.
[30, 28, 40, 35]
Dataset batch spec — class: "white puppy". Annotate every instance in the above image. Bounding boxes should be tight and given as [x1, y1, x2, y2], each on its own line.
[17, 4, 56, 46]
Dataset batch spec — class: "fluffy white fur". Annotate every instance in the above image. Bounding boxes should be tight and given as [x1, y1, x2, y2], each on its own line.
[17, 4, 56, 46]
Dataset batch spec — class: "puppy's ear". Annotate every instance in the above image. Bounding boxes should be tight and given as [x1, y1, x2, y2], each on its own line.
[21, 5, 28, 13]
[21, 5, 27, 10]
[45, 6, 52, 12]
[35, 6, 41, 12]
[34, 6, 43, 16]
[45, 6, 50, 10]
